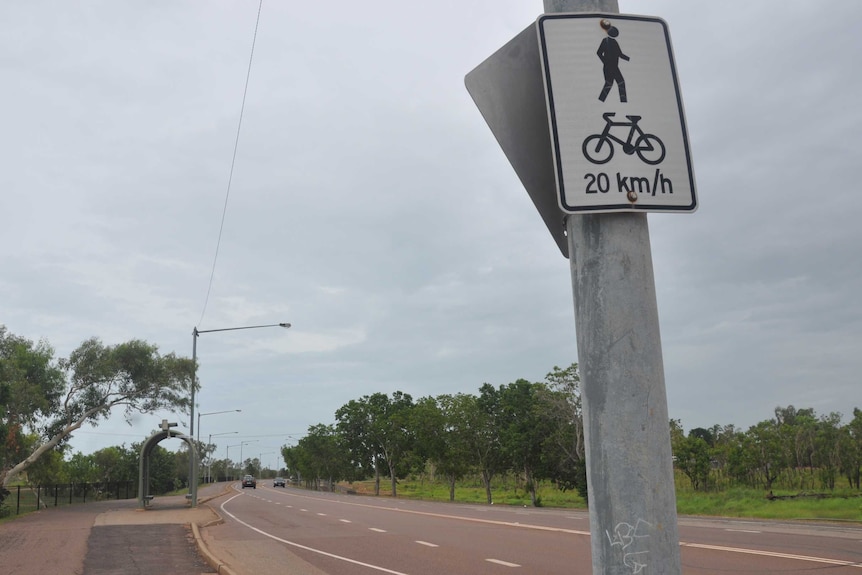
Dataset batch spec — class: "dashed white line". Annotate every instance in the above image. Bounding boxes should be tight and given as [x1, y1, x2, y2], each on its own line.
[415, 541, 438, 548]
[219, 494, 409, 575]
[724, 529, 761, 533]
[486, 558, 521, 567]
[340, 519, 352, 523]
[317, 513, 327, 516]
[252, 488, 856, 570]
[369, 528, 387, 533]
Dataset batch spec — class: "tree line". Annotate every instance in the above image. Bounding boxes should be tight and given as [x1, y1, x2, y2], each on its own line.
[4, 324, 862, 509]
[285, 374, 862, 504]
[672, 405, 862, 492]
[15, 441, 275, 496]
[284, 364, 587, 505]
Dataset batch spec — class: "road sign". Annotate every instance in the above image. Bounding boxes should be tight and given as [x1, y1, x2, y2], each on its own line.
[537, 13, 697, 213]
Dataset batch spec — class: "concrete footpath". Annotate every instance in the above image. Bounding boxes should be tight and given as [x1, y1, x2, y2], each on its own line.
[0, 483, 238, 575]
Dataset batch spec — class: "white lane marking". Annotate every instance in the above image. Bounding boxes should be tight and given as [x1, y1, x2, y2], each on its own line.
[724, 529, 761, 533]
[340, 519, 352, 523]
[486, 558, 521, 567]
[300, 508, 308, 512]
[265, 490, 590, 536]
[369, 528, 387, 533]
[261, 489, 857, 567]
[317, 513, 327, 516]
[680, 542, 862, 568]
[220, 494, 409, 575]
[415, 541, 438, 548]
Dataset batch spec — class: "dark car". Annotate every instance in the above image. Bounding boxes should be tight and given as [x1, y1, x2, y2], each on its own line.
[273, 477, 286, 487]
[241, 474, 257, 489]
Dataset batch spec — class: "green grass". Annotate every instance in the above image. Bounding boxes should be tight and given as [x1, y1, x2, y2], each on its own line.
[675, 488, 862, 521]
[340, 477, 861, 522]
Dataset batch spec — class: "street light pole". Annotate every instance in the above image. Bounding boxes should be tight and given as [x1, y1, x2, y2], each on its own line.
[239, 440, 258, 477]
[226, 444, 241, 481]
[198, 410, 241, 482]
[207, 431, 238, 482]
[259, 451, 276, 478]
[197, 409, 242, 446]
[189, 321, 290, 506]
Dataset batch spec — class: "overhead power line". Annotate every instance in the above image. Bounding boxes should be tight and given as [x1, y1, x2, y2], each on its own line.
[197, 0, 265, 327]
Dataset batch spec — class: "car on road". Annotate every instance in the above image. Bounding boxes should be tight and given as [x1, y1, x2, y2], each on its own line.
[241, 475, 257, 489]
[273, 477, 286, 487]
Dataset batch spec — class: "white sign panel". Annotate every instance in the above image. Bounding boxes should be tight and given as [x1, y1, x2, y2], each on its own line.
[537, 13, 697, 213]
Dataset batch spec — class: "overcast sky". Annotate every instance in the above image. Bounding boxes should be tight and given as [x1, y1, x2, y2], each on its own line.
[2, 1, 860, 463]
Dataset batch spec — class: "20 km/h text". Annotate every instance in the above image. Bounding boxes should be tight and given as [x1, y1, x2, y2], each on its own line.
[584, 169, 673, 197]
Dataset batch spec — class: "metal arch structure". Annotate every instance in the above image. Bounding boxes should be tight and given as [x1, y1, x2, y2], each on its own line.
[138, 421, 198, 509]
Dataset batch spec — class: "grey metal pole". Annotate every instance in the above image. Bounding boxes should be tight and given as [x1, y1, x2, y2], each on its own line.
[190, 328, 198, 507]
[208, 433, 212, 483]
[543, 1, 683, 574]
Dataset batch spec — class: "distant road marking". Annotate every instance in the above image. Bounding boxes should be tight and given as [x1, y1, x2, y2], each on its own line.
[300, 508, 308, 512]
[724, 529, 761, 533]
[340, 519, 351, 523]
[369, 528, 387, 533]
[317, 513, 327, 516]
[262, 489, 857, 568]
[680, 542, 862, 568]
[486, 558, 520, 567]
[269, 490, 590, 536]
[221, 494, 409, 575]
[415, 541, 438, 547]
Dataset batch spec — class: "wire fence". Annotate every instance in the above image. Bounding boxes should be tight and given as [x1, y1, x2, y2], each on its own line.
[0, 481, 137, 517]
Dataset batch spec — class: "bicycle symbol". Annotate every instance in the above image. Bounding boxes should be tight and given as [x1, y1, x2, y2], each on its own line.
[582, 112, 666, 165]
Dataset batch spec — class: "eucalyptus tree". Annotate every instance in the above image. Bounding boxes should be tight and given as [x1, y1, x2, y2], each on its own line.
[675, 433, 712, 491]
[412, 394, 475, 501]
[299, 424, 349, 490]
[843, 408, 862, 489]
[813, 412, 843, 490]
[0, 326, 65, 492]
[498, 379, 551, 506]
[745, 419, 786, 491]
[336, 396, 383, 494]
[472, 384, 505, 504]
[540, 364, 587, 497]
[0, 327, 195, 491]
[710, 424, 744, 488]
[368, 391, 415, 497]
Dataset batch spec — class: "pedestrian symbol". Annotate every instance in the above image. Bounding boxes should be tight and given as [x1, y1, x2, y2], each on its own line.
[537, 13, 697, 213]
[597, 20, 630, 103]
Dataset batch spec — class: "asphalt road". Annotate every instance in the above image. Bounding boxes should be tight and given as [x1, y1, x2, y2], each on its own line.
[200, 483, 862, 574]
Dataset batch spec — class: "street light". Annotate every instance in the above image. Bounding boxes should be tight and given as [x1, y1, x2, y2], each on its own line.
[206, 431, 238, 483]
[226, 443, 241, 481]
[197, 409, 242, 445]
[189, 321, 290, 506]
[259, 451, 276, 478]
[239, 440, 258, 478]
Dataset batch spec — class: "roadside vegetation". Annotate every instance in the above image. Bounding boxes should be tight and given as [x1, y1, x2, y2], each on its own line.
[2, 323, 861, 523]
[345, 474, 861, 522]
